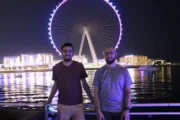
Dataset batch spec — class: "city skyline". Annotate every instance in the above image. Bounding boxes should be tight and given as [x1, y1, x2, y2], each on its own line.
[0, 0, 179, 63]
[1, 52, 175, 64]
[1, 53, 178, 72]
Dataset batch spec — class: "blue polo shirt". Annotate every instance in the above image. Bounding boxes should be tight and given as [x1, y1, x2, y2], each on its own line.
[93, 64, 132, 112]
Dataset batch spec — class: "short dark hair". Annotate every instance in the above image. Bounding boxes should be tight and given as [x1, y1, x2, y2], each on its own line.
[61, 42, 74, 51]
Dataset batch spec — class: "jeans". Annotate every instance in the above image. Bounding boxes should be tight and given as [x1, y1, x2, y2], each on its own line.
[101, 111, 122, 120]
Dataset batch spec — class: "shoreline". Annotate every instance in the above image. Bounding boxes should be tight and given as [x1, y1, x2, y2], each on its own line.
[0, 65, 174, 73]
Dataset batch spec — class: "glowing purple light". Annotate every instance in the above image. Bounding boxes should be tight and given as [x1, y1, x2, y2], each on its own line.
[103, 0, 123, 49]
[48, 0, 68, 56]
[48, 0, 122, 55]
[130, 112, 180, 115]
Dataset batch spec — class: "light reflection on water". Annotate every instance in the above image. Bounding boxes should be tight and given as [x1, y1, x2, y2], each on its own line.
[0, 72, 53, 104]
[0, 66, 176, 107]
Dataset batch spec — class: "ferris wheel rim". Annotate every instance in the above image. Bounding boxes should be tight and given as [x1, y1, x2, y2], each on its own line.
[48, 0, 123, 56]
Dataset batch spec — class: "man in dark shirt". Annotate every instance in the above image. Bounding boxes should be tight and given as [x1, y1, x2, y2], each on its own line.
[45, 43, 93, 120]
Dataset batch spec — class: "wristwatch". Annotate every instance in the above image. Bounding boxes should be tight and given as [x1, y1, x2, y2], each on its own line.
[124, 107, 130, 111]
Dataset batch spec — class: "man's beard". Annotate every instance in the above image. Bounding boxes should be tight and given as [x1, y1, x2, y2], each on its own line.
[63, 56, 72, 62]
[105, 58, 115, 64]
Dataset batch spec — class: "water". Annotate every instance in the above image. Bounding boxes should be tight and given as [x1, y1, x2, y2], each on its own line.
[0, 66, 180, 107]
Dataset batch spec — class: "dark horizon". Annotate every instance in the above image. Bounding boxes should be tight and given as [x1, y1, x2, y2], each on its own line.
[0, 0, 179, 63]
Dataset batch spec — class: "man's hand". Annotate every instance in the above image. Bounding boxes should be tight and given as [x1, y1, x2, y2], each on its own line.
[97, 110, 105, 120]
[90, 98, 94, 104]
[121, 110, 130, 120]
[43, 100, 51, 107]
[82, 78, 94, 104]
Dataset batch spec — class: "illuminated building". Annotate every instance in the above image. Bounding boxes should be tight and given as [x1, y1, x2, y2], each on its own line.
[21, 53, 53, 66]
[3, 56, 21, 67]
[21, 54, 36, 66]
[3, 53, 54, 67]
[73, 55, 88, 64]
[119, 55, 148, 65]
[154, 59, 166, 65]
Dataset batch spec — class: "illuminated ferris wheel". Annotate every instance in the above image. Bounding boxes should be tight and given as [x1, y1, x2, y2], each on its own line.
[48, 0, 122, 62]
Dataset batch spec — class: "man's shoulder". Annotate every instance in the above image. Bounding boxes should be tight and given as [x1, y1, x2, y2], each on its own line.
[96, 65, 107, 74]
[53, 61, 63, 69]
[115, 64, 131, 77]
[97, 64, 126, 70]
[73, 61, 84, 67]
[73, 60, 82, 65]
[115, 64, 127, 71]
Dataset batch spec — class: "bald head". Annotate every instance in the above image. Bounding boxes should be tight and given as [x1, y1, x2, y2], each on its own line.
[103, 47, 116, 64]
[103, 47, 116, 53]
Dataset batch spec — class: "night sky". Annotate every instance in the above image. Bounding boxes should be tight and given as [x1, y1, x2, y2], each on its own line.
[0, 0, 179, 63]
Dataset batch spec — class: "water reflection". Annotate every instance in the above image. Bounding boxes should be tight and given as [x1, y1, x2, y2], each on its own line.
[0, 72, 52, 103]
[0, 66, 177, 105]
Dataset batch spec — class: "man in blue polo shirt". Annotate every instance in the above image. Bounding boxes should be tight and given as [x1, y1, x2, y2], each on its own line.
[93, 47, 132, 120]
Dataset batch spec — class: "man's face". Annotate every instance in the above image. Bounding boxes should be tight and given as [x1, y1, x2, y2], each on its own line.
[61, 46, 73, 62]
[104, 47, 116, 64]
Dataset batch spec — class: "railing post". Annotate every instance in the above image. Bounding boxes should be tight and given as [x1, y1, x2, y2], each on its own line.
[44, 104, 48, 120]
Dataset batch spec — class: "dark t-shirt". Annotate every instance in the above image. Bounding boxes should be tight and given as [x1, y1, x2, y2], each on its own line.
[52, 61, 88, 105]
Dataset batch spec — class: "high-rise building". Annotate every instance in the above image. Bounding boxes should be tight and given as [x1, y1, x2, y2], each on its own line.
[21, 54, 36, 66]
[3, 53, 54, 67]
[3, 56, 21, 67]
[119, 55, 148, 65]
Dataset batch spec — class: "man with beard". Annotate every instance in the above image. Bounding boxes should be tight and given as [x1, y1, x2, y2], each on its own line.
[45, 42, 94, 120]
[93, 47, 132, 120]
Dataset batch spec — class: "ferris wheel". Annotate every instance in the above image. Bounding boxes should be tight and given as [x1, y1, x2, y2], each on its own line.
[48, 0, 122, 62]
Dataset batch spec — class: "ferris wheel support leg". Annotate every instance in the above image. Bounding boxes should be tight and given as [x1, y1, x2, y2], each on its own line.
[78, 31, 86, 61]
[85, 30, 98, 63]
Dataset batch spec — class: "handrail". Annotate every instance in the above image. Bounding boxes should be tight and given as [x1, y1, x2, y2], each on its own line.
[44, 103, 180, 120]
[85, 112, 180, 116]
[131, 103, 180, 107]
[1, 103, 180, 120]
[0, 103, 43, 106]
[1, 103, 180, 107]
[130, 112, 180, 115]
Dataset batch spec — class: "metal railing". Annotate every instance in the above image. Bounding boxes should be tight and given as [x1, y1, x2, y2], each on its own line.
[44, 103, 180, 120]
[0, 103, 43, 106]
[0, 103, 180, 120]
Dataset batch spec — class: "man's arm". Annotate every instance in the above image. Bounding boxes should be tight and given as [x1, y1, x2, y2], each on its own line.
[121, 86, 131, 120]
[46, 81, 58, 104]
[123, 69, 132, 108]
[124, 86, 131, 108]
[94, 86, 101, 112]
[82, 79, 94, 103]
[94, 86, 105, 120]
[121, 69, 132, 120]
